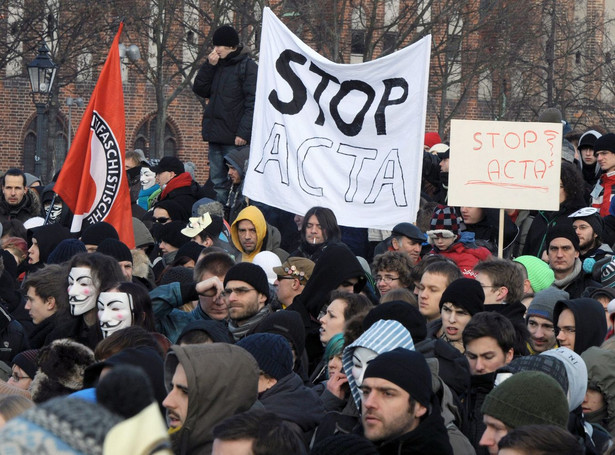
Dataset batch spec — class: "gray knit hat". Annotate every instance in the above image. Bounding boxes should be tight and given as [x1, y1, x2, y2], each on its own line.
[481, 371, 569, 429]
[526, 288, 569, 322]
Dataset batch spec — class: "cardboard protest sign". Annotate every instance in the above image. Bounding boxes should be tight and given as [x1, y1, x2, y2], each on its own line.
[448, 119, 562, 211]
[243, 7, 431, 229]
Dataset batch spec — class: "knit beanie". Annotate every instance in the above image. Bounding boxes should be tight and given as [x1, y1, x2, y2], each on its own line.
[253, 310, 306, 357]
[12, 349, 39, 379]
[97, 238, 132, 263]
[154, 199, 190, 223]
[81, 222, 119, 246]
[310, 434, 378, 455]
[224, 262, 270, 299]
[133, 217, 155, 249]
[159, 221, 191, 249]
[362, 300, 428, 343]
[0, 397, 123, 454]
[363, 348, 432, 408]
[481, 371, 569, 429]
[47, 238, 87, 265]
[160, 266, 194, 287]
[439, 278, 485, 316]
[545, 223, 579, 251]
[506, 355, 569, 395]
[578, 130, 602, 150]
[175, 241, 204, 263]
[568, 207, 604, 239]
[426, 204, 462, 241]
[212, 25, 239, 47]
[601, 256, 615, 288]
[538, 107, 563, 124]
[526, 288, 569, 322]
[424, 132, 442, 149]
[237, 333, 292, 380]
[514, 255, 555, 293]
[594, 133, 615, 154]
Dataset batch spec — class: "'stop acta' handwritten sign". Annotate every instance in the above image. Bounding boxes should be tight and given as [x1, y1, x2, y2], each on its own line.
[448, 119, 562, 211]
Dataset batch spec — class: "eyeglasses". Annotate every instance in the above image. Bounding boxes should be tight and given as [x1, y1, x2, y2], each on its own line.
[10, 372, 29, 382]
[223, 286, 256, 297]
[556, 326, 576, 335]
[375, 276, 400, 283]
[153, 217, 170, 224]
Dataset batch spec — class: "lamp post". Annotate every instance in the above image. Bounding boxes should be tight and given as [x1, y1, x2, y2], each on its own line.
[27, 41, 57, 182]
[66, 97, 84, 151]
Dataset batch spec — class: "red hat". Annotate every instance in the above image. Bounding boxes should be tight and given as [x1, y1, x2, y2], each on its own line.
[424, 132, 442, 149]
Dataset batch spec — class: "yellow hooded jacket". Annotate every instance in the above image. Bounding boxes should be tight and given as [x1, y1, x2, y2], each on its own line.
[230, 206, 268, 262]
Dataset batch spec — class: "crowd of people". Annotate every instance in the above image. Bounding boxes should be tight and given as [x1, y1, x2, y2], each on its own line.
[0, 22, 615, 454]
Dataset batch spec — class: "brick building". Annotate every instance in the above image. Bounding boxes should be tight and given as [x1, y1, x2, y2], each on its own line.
[1, 0, 615, 185]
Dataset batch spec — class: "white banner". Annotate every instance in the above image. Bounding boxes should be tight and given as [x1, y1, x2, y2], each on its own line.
[243, 8, 431, 229]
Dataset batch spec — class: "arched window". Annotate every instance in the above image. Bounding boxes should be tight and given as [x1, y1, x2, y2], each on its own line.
[23, 114, 67, 181]
[134, 115, 179, 160]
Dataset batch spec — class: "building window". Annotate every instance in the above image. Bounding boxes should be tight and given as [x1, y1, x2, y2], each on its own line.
[23, 114, 67, 179]
[134, 115, 179, 159]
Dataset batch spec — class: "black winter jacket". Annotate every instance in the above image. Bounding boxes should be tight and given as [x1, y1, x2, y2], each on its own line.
[193, 46, 258, 145]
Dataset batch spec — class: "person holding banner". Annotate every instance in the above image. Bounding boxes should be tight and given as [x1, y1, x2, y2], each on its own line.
[193, 25, 257, 204]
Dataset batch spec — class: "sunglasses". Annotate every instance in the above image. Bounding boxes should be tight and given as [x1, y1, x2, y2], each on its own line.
[153, 217, 170, 224]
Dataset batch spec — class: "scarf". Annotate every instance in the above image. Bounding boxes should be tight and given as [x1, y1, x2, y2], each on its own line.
[160, 172, 193, 200]
[137, 184, 160, 210]
[227, 305, 271, 342]
[552, 258, 582, 290]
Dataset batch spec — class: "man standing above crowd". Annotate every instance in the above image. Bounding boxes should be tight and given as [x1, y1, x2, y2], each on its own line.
[193, 24, 257, 204]
[0, 168, 41, 223]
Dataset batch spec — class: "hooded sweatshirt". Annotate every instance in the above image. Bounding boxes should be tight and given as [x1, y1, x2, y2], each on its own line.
[342, 320, 414, 409]
[230, 206, 288, 262]
[28, 223, 72, 264]
[553, 298, 607, 355]
[581, 347, 615, 435]
[164, 344, 259, 455]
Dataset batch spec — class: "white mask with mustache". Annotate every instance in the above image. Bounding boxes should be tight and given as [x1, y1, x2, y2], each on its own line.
[68, 267, 98, 316]
[98, 292, 133, 338]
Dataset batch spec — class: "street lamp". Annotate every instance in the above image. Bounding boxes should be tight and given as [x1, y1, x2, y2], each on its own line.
[27, 41, 58, 182]
[66, 97, 84, 151]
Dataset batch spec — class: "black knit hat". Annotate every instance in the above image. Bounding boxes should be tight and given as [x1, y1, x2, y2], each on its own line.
[154, 199, 190, 223]
[13, 349, 39, 379]
[311, 434, 378, 455]
[212, 25, 239, 47]
[362, 301, 427, 343]
[578, 130, 601, 150]
[160, 266, 194, 286]
[254, 310, 306, 356]
[545, 223, 580, 251]
[224, 262, 270, 299]
[568, 207, 603, 239]
[47, 238, 87, 265]
[439, 278, 485, 316]
[594, 133, 615, 155]
[175, 241, 205, 263]
[237, 333, 292, 380]
[159, 221, 191, 249]
[151, 156, 184, 175]
[363, 348, 432, 408]
[97, 238, 132, 263]
[81, 222, 119, 246]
